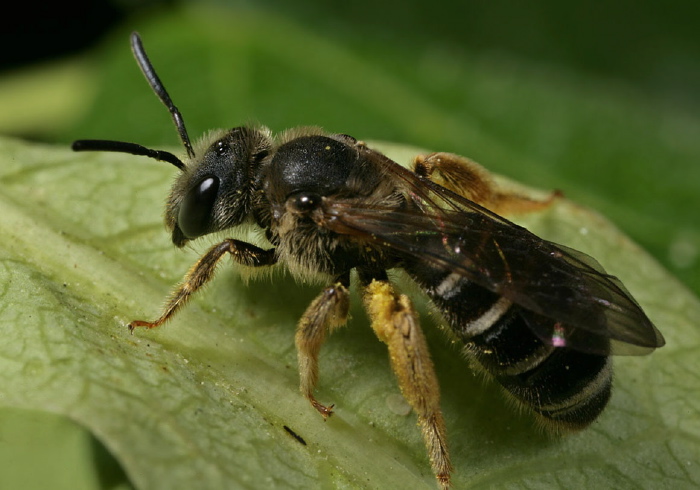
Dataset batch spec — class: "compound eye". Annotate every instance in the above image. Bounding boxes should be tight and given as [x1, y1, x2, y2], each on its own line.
[178, 175, 220, 239]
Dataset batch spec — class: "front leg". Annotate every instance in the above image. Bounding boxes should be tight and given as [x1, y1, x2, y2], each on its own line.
[414, 152, 560, 215]
[363, 279, 452, 490]
[129, 239, 276, 330]
[295, 273, 350, 418]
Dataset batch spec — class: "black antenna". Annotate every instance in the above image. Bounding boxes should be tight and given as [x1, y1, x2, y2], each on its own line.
[130, 31, 195, 160]
[72, 140, 186, 170]
[71, 32, 195, 171]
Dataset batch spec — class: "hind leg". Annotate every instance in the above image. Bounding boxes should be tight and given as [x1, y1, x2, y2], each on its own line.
[363, 279, 452, 490]
[414, 152, 560, 215]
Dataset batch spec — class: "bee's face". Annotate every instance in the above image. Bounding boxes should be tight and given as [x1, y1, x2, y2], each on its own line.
[165, 127, 273, 247]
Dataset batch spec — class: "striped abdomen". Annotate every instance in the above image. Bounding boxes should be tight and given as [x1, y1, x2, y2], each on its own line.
[407, 266, 612, 429]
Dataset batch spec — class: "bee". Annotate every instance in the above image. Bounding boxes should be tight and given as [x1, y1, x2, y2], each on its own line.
[72, 32, 665, 489]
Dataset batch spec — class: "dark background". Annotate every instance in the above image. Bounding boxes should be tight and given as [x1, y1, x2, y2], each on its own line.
[3, 1, 699, 110]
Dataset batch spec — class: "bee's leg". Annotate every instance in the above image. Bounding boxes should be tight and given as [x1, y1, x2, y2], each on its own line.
[129, 239, 276, 330]
[295, 273, 351, 418]
[362, 279, 452, 490]
[414, 152, 560, 215]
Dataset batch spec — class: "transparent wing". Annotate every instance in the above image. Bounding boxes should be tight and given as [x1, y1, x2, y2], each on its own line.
[319, 157, 664, 355]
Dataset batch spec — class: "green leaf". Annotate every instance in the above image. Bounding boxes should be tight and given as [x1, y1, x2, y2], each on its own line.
[1, 135, 698, 489]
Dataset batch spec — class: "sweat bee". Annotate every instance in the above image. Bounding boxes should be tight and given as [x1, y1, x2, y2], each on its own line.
[72, 32, 665, 489]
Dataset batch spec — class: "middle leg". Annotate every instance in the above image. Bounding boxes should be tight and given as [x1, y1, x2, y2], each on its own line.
[295, 273, 351, 418]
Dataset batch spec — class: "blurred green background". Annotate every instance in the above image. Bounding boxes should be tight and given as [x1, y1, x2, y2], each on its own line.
[1, 0, 698, 294]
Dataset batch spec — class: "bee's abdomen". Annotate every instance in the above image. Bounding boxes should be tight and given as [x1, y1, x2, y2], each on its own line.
[413, 268, 612, 429]
[468, 309, 612, 429]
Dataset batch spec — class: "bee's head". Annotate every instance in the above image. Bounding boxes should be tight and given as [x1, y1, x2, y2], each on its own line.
[72, 32, 272, 247]
[164, 127, 271, 247]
